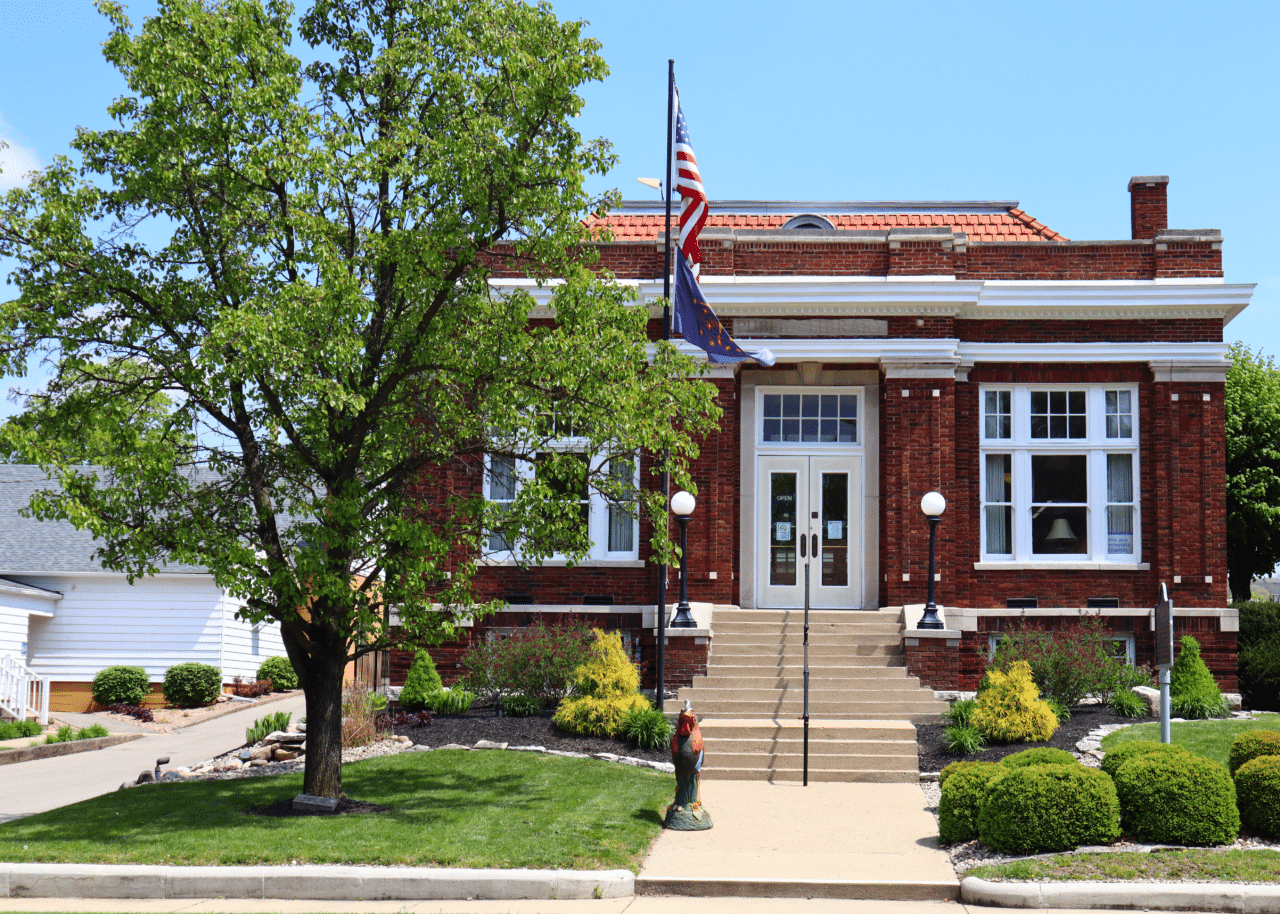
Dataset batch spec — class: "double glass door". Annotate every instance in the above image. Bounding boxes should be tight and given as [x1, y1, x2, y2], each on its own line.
[757, 455, 861, 609]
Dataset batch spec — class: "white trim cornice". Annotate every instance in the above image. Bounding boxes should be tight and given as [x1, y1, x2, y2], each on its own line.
[493, 277, 1253, 324]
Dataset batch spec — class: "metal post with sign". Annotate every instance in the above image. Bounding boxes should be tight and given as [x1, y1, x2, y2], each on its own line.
[1154, 583, 1174, 744]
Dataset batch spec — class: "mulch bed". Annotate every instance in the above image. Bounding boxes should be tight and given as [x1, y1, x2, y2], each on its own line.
[393, 708, 672, 764]
[917, 704, 1139, 773]
[249, 798, 394, 817]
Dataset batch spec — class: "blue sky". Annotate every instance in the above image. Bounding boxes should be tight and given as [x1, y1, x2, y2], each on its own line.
[2, 0, 1278, 418]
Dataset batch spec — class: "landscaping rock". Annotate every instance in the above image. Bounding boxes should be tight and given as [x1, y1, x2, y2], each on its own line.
[439, 743, 470, 751]
[393, 735, 413, 745]
[247, 759, 269, 768]
[1133, 685, 1161, 716]
[265, 731, 306, 744]
[248, 744, 274, 761]
[292, 793, 340, 813]
[135, 770, 155, 784]
[273, 747, 301, 761]
[473, 740, 507, 750]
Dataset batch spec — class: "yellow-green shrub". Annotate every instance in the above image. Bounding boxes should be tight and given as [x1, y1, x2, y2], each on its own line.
[970, 661, 1059, 744]
[552, 631, 646, 738]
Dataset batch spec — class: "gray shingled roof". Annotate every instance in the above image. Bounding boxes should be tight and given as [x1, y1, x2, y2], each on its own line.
[0, 465, 206, 574]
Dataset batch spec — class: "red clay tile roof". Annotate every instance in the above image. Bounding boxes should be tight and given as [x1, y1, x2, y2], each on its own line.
[592, 206, 1067, 243]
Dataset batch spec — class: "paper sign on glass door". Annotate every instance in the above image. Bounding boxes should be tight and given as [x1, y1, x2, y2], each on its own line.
[775, 522, 792, 542]
[827, 520, 843, 540]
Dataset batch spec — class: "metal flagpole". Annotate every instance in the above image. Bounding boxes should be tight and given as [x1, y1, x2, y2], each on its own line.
[655, 59, 675, 713]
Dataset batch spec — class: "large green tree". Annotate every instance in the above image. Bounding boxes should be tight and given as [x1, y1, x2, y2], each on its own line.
[0, 0, 718, 798]
[1226, 343, 1280, 601]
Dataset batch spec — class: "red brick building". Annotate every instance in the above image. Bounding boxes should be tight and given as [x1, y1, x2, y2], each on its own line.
[410, 175, 1249, 695]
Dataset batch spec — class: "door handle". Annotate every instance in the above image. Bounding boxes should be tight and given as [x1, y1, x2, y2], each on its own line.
[812, 533, 819, 557]
[800, 534, 806, 558]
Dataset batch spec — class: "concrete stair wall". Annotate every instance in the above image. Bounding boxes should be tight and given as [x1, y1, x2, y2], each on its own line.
[678, 609, 946, 783]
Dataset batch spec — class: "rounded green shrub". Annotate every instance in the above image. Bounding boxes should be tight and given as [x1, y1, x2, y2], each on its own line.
[91, 665, 150, 707]
[1229, 730, 1280, 775]
[1100, 740, 1190, 779]
[1169, 635, 1229, 719]
[939, 759, 986, 789]
[256, 656, 298, 691]
[553, 631, 648, 738]
[1000, 747, 1078, 769]
[977, 765, 1120, 854]
[162, 662, 222, 708]
[501, 693, 542, 717]
[970, 661, 1059, 744]
[1235, 755, 1280, 838]
[1113, 752, 1239, 845]
[399, 650, 444, 713]
[938, 762, 1002, 844]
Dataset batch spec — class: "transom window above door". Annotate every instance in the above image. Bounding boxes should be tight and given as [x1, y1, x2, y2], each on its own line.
[761, 392, 858, 444]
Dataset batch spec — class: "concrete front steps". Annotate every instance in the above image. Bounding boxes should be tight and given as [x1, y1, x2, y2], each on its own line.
[679, 608, 946, 783]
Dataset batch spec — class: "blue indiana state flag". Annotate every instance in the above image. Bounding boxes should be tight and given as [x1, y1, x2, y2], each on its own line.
[673, 256, 775, 367]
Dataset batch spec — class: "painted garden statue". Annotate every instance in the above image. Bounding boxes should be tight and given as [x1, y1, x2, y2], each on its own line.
[664, 701, 713, 830]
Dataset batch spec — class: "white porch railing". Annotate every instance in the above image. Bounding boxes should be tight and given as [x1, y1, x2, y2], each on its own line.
[0, 654, 49, 726]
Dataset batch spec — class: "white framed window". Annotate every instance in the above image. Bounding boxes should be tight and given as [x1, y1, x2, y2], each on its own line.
[980, 385, 1140, 563]
[759, 389, 860, 446]
[484, 449, 639, 562]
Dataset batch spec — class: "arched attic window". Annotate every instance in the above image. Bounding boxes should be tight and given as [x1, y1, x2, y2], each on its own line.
[781, 214, 835, 230]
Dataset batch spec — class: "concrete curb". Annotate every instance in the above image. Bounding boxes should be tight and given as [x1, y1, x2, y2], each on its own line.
[961, 875, 1280, 912]
[637, 875, 957, 901]
[0, 734, 145, 767]
[0, 863, 634, 901]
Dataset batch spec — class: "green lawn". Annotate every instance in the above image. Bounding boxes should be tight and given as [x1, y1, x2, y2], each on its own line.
[969, 849, 1280, 883]
[0, 750, 671, 872]
[1099, 713, 1280, 768]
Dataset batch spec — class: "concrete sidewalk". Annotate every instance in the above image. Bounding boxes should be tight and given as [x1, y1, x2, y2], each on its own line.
[0, 691, 307, 823]
[637, 779, 958, 900]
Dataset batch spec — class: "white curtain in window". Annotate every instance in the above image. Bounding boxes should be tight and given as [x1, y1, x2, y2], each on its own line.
[984, 454, 1011, 554]
[607, 458, 635, 553]
[1106, 454, 1134, 552]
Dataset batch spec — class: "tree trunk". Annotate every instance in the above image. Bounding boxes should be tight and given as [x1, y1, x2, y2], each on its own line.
[1229, 557, 1254, 603]
[283, 622, 350, 799]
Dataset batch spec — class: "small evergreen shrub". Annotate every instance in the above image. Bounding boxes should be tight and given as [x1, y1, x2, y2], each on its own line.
[429, 688, 475, 715]
[999, 747, 1077, 769]
[399, 650, 444, 713]
[939, 759, 985, 789]
[942, 698, 976, 728]
[501, 693, 542, 717]
[1235, 754, 1280, 838]
[1113, 752, 1239, 845]
[1100, 740, 1189, 779]
[618, 705, 673, 751]
[970, 661, 1059, 744]
[938, 762, 1003, 844]
[162, 662, 222, 708]
[1238, 637, 1280, 712]
[92, 666, 150, 707]
[1109, 689, 1149, 718]
[943, 725, 985, 756]
[256, 656, 298, 691]
[1169, 635, 1229, 719]
[1229, 730, 1280, 774]
[553, 631, 647, 738]
[978, 764, 1120, 854]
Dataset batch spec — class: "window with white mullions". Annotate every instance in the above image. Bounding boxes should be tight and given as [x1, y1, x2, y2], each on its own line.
[484, 449, 639, 561]
[980, 385, 1140, 563]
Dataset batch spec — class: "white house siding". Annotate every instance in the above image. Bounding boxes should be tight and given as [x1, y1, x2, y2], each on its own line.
[17, 573, 229, 682]
[218, 591, 287, 680]
[0, 584, 59, 661]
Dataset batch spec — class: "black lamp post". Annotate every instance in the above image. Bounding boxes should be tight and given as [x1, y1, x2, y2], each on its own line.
[670, 490, 697, 628]
[918, 491, 946, 630]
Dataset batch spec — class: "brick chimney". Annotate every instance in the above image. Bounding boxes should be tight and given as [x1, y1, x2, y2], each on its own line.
[1128, 175, 1169, 239]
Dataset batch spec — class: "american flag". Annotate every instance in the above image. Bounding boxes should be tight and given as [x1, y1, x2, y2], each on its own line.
[673, 90, 708, 278]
